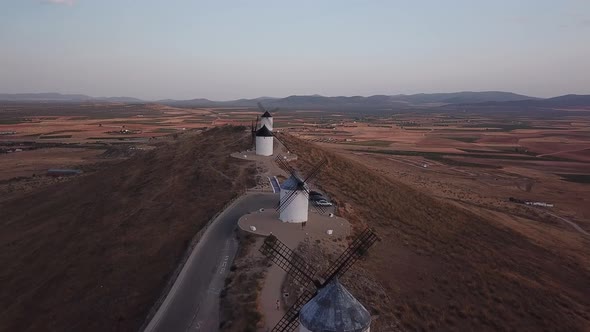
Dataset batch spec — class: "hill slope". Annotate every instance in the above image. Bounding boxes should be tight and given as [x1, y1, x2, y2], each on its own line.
[0, 127, 255, 331]
[280, 134, 590, 331]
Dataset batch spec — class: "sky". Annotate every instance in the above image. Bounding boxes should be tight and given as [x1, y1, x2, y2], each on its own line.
[0, 0, 589, 100]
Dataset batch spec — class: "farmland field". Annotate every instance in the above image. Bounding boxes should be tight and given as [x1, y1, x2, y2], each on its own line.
[1, 101, 589, 331]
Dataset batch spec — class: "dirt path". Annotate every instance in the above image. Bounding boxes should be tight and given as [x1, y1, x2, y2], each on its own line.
[545, 211, 589, 236]
[259, 266, 287, 330]
[537, 147, 590, 157]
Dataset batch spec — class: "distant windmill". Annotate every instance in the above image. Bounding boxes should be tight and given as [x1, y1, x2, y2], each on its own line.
[258, 102, 278, 131]
[248, 113, 274, 156]
[260, 228, 379, 332]
[275, 155, 327, 222]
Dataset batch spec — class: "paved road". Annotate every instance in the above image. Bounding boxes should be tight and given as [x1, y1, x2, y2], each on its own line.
[145, 192, 278, 332]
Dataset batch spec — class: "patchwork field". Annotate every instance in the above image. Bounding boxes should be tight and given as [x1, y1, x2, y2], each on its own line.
[1, 101, 589, 331]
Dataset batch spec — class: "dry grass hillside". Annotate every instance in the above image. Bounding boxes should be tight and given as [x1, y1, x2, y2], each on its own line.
[0, 126, 255, 332]
[280, 134, 590, 331]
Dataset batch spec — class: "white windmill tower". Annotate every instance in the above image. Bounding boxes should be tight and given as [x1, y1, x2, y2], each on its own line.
[258, 102, 275, 131]
[255, 125, 274, 156]
[278, 174, 309, 223]
[275, 156, 328, 223]
[260, 228, 379, 332]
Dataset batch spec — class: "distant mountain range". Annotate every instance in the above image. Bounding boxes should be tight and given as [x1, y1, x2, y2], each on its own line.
[0, 93, 143, 103]
[472, 94, 590, 108]
[1, 91, 589, 109]
[156, 91, 537, 108]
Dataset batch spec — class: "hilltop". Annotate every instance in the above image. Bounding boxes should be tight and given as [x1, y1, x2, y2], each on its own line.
[0, 127, 255, 331]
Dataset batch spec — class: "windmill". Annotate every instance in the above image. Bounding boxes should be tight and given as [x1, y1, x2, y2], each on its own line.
[275, 155, 328, 222]
[260, 228, 379, 332]
[258, 102, 278, 131]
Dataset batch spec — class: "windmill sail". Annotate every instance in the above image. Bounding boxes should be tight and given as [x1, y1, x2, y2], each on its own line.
[260, 228, 379, 332]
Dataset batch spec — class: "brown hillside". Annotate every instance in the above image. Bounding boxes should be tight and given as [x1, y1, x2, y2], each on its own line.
[280, 134, 590, 331]
[0, 126, 255, 332]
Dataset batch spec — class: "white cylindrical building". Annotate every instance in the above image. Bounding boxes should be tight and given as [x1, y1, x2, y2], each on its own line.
[261, 110, 273, 131]
[299, 279, 371, 332]
[279, 175, 309, 223]
[255, 125, 273, 156]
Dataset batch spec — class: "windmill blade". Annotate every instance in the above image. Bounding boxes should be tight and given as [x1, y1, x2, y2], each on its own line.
[251, 120, 256, 146]
[257, 102, 267, 113]
[301, 159, 326, 184]
[320, 228, 379, 286]
[272, 290, 315, 332]
[308, 198, 327, 215]
[273, 133, 294, 154]
[260, 235, 317, 287]
[297, 188, 326, 214]
[277, 188, 301, 213]
[275, 154, 296, 174]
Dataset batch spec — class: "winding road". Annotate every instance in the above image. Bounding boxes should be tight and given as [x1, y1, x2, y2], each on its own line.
[144, 192, 277, 332]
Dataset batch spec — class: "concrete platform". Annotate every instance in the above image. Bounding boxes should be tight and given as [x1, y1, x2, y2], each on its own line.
[230, 150, 298, 162]
[238, 209, 351, 247]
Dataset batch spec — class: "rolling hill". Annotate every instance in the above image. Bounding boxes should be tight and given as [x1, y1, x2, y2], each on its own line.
[1, 91, 537, 108]
[0, 93, 143, 103]
[4, 91, 589, 109]
[461, 94, 590, 108]
[159, 91, 536, 109]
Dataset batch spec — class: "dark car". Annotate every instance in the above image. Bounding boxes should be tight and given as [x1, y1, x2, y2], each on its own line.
[309, 195, 327, 201]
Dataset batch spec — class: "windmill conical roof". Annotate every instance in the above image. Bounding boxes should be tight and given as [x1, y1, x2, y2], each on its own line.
[299, 279, 371, 332]
[261, 110, 272, 118]
[280, 174, 307, 191]
[255, 125, 273, 137]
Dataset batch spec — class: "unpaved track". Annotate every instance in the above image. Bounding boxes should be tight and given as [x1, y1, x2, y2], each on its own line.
[545, 211, 589, 236]
[145, 192, 277, 332]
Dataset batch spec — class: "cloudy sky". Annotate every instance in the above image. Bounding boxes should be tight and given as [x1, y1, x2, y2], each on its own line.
[0, 0, 589, 100]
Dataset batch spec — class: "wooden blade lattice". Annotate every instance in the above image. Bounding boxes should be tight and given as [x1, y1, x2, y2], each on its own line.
[260, 235, 317, 287]
[321, 228, 379, 286]
[272, 290, 315, 332]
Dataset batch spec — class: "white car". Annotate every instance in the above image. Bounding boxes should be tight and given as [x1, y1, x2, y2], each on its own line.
[315, 199, 333, 207]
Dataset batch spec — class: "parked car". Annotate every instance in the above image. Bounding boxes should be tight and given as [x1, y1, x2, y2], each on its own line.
[315, 199, 333, 207]
[309, 195, 327, 202]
